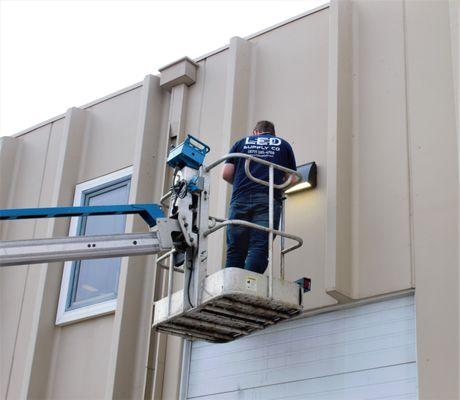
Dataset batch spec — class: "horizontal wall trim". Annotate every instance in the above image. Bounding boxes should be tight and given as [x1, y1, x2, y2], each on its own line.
[293, 289, 416, 321]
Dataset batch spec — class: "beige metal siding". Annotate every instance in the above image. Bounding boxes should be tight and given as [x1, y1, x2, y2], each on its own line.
[1, 121, 63, 399]
[1, 86, 146, 398]
[351, 0, 412, 297]
[186, 51, 230, 277]
[47, 315, 115, 399]
[404, 1, 459, 398]
[29, 85, 145, 398]
[249, 10, 332, 308]
[0, 1, 458, 399]
[78, 87, 141, 183]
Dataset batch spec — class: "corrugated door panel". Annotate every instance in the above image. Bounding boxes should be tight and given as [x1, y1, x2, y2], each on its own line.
[187, 296, 417, 400]
[189, 364, 417, 400]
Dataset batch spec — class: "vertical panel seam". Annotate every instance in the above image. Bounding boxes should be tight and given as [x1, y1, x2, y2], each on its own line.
[351, 1, 360, 297]
[447, 1, 459, 137]
[4, 139, 23, 238]
[198, 59, 207, 134]
[402, 0, 416, 288]
[324, 0, 339, 292]
[6, 122, 52, 398]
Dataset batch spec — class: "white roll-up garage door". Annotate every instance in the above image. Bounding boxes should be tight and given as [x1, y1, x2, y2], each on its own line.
[186, 295, 417, 400]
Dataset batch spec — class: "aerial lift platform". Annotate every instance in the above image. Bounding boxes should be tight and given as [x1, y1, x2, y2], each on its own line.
[0, 135, 309, 343]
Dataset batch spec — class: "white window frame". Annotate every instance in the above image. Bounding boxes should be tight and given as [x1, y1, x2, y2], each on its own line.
[56, 166, 133, 326]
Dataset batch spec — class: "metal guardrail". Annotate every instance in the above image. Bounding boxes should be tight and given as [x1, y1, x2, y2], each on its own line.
[204, 153, 303, 298]
[204, 153, 302, 181]
[160, 152, 304, 300]
[203, 219, 302, 255]
[160, 190, 172, 209]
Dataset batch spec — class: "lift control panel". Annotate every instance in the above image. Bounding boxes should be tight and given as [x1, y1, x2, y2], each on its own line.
[166, 134, 210, 170]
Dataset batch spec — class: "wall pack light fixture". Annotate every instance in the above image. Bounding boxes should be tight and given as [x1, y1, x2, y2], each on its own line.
[285, 161, 317, 195]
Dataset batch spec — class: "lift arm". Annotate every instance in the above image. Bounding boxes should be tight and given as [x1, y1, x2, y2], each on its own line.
[0, 204, 164, 228]
[0, 232, 162, 267]
[0, 204, 186, 267]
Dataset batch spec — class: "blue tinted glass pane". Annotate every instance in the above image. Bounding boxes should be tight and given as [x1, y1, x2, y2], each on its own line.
[72, 183, 129, 306]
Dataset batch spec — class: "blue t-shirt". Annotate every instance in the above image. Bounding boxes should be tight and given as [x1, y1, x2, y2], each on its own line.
[225, 133, 297, 201]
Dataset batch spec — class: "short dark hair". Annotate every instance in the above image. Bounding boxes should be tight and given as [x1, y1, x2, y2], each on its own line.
[254, 120, 276, 136]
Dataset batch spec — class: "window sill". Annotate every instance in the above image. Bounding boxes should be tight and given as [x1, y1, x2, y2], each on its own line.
[55, 298, 117, 326]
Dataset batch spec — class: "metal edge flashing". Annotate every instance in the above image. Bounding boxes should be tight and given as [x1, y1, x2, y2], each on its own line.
[193, 2, 330, 62]
[178, 339, 192, 400]
[245, 3, 330, 41]
[158, 56, 199, 72]
[294, 288, 416, 321]
[11, 81, 145, 138]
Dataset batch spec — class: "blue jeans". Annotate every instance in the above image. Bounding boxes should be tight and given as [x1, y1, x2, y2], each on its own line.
[225, 192, 282, 274]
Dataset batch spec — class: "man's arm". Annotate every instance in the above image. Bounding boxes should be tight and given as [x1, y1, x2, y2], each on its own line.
[284, 142, 299, 187]
[222, 140, 239, 184]
[222, 163, 235, 184]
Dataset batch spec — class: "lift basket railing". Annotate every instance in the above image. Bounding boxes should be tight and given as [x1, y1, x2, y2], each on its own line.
[159, 153, 303, 300]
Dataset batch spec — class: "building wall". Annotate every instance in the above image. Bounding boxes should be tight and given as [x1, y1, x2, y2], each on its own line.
[0, 85, 148, 399]
[1, 120, 65, 399]
[0, 1, 458, 399]
[404, 2, 459, 398]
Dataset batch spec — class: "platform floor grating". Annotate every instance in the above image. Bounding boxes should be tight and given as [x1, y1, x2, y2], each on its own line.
[154, 293, 302, 343]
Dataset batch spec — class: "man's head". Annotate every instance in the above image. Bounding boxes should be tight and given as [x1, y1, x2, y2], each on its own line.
[253, 120, 276, 136]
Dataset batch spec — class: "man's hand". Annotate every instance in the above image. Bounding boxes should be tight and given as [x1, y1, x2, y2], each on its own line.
[285, 173, 300, 187]
[222, 164, 235, 184]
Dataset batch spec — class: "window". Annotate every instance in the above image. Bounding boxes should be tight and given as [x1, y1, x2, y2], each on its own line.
[56, 167, 132, 325]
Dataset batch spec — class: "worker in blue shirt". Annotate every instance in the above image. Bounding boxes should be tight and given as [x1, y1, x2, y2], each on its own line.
[222, 120, 298, 274]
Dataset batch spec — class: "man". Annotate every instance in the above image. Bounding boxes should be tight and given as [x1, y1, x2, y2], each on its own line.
[222, 120, 298, 274]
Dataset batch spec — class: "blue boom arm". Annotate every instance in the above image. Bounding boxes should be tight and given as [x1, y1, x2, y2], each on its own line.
[0, 204, 164, 228]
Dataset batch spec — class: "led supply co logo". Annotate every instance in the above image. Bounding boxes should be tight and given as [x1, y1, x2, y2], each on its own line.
[245, 137, 281, 146]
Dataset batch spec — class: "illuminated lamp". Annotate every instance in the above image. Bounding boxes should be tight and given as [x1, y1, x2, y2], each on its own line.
[285, 162, 317, 195]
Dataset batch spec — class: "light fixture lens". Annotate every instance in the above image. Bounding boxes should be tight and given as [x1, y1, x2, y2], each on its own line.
[285, 181, 312, 194]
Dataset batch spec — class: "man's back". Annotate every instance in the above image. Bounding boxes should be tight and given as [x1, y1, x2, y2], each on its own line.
[226, 133, 296, 201]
